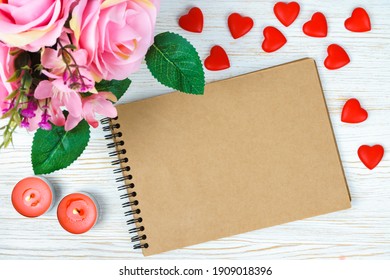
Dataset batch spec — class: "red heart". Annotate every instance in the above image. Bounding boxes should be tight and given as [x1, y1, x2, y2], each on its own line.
[358, 145, 384, 170]
[341, 98, 368, 124]
[228, 13, 254, 39]
[204, 46, 230, 71]
[324, 44, 350, 70]
[303, 12, 328, 38]
[345, 7, 371, 32]
[179, 7, 204, 33]
[262, 26, 287, 53]
[274, 2, 300, 27]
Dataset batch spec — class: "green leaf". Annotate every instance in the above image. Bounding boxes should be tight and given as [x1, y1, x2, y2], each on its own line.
[95, 78, 131, 101]
[7, 69, 21, 83]
[21, 72, 32, 90]
[5, 90, 18, 100]
[9, 48, 22, 56]
[145, 32, 205, 95]
[63, 44, 77, 50]
[31, 120, 90, 175]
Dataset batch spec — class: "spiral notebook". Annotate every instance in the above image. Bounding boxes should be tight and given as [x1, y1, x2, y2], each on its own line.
[102, 58, 351, 256]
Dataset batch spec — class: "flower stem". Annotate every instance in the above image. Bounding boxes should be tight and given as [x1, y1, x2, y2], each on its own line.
[58, 40, 88, 90]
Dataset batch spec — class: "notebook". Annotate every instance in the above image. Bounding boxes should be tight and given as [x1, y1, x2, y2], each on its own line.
[101, 58, 351, 256]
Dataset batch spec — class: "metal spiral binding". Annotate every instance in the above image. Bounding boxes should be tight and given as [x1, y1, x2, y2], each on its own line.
[101, 117, 148, 250]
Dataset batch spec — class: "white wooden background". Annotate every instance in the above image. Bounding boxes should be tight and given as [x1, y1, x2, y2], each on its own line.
[1, 0, 390, 259]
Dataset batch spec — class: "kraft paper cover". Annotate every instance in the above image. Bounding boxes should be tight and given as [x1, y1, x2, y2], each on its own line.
[110, 58, 351, 256]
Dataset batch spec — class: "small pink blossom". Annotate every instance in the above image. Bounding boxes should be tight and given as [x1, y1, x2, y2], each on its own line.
[41, 46, 95, 93]
[38, 108, 53, 131]
[59, 92, 118, 130]
[82, 92, 117, 128]
[34, 79, 83, 131]
[37, 43, 118, 131]
[27, 103, 45, 132]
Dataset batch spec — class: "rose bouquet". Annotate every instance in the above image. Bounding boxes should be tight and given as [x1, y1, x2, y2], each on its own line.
[0, 0, 205, 174]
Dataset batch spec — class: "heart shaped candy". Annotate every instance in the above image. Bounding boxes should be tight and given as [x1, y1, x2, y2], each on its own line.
[345, 7, 371, 32]
[179, 7, 204, 33]
[324, 44, 350, 70]
[262, 27, 287, 53]
[204, 46, 230, 71]
[274, 2, 300, 27]
[358, 145, 384, 170]
[228, 13, 254, 39]
[341, 99, 368, 124]
[303, 12, 328, 38]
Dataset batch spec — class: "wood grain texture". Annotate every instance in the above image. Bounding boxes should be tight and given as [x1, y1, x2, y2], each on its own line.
[1, 0, 390, 259]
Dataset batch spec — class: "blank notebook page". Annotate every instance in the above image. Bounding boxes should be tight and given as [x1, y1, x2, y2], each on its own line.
[111, 58, 351, 256]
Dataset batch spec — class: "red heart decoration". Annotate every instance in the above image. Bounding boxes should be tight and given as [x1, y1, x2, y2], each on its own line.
[204, 46, 230, 71]
[345, 7, 371, 32]
[341, 98, 368, 124]
[324, 44, 350, 70]
[358, 145, 384, 170]
[274, 2, 300, 27]
[303, 12, 328, 38]
[228, 13, 254, 39]
[179, 7, 204, 33]
[262, 27, 287, 53]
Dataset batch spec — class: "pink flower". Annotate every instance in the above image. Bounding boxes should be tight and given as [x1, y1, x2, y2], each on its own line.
[70, 0, 159, 81]
[0, 43, 16, 116]
[41, 46, 95, 92]
[0, 0, 77, 52]
[61, 92, 118, 130]
[82, 92, 117, 128]
[25, 101, 46, 132]
[36, 43, 117, 131]
[34, 79, 83, 131]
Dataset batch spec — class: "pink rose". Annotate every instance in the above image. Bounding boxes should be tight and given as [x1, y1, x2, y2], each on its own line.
[0, 43, 16, 116]
[0, 0, 77, 52]
[70, 0, 159, 81]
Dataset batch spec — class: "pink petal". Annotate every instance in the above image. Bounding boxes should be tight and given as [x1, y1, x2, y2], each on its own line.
[94, 97, 117, 118]
[48, 101, 66, 127]
[99, 91, 117, 102]
[52, 79, 72, 93]
[51, 79, 83, 117]
[41, 48, 62, 69]
[34, 80, 53, 99]
[65, 114, 83, 131]
[82, 100, 100, 128]
[42, 69, 61, 79]
[63, 90, 83, 117]
[84, 112, 99, 128]
[72, 49, 89, 67]
[26, 107, 43, 132]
